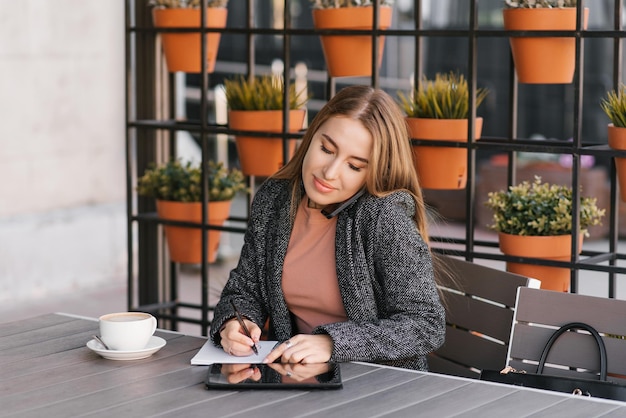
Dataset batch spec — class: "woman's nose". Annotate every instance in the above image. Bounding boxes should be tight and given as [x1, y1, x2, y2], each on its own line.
[322, 159, 340, 179]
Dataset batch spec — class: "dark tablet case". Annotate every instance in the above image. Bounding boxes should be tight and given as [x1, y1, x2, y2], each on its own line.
[205, 363, 343, 390]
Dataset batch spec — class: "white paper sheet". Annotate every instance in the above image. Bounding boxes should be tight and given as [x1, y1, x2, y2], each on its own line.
[190, 339, 279, 365]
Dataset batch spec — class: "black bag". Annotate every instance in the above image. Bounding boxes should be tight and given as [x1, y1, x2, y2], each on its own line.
[480, 322, 626, 402]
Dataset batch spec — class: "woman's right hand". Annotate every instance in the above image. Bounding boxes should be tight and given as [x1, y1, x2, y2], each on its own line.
[219, 318, 262, 356]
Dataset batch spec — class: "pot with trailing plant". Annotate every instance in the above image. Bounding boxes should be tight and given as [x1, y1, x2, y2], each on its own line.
[224, 74, 308, 177]
[398, 71, 489, 190]
[309, 0, 393, 77]
[137, 159, 247, 264]
[503, 0, 588, 84]
[601, 84, 626, 202]
[149, 0, 228, 73]
[485, 176, 605, 292]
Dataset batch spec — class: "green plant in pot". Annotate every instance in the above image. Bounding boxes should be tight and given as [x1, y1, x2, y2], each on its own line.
[504, 0, 577, 7]
[601, 84, 626, 202]
[397, 71, 489, 190]
[224, 74, 309, 177]
[149, 0, 229, 73]
[503, 0, 588, 84]
[485, 176, 605, 292]
[309, 0, 394, 77]
[137, 159, 247, 264]
[310, 0, 393, 6]
[149, 0, 228, 6]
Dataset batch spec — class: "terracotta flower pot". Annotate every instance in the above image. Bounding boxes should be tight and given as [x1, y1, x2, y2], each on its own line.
[498, 232, 583, 292]
[502, 7, 589, 84]
[152, 8, 227, 73]
[406, 117, 483, 190]
[312, 6, 392, 77]
[608, 124, 626, 202]
[229, 109, 306, 177]
[156, 200, 231, 264]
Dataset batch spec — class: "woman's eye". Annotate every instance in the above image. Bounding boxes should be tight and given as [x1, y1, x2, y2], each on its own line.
[321, 144, 333, 154]
[348, 163, 362, 172]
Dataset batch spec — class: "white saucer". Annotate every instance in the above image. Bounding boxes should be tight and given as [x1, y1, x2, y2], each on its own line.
[87, 336, 166, 361]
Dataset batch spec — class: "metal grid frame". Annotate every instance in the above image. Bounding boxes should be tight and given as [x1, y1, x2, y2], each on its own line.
[125, 0, 626, 335]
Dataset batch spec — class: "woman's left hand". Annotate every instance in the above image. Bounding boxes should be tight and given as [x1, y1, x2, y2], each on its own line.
[263, 334, 333, 364]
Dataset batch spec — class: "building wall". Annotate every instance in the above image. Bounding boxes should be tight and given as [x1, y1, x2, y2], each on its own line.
[0, 1, 126, 303]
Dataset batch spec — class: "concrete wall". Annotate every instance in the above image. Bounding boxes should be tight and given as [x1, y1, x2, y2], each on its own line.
[0, 1, 126, 304]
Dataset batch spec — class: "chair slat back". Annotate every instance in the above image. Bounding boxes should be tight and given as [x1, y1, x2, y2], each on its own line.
[508, 287, 626, 382]
[428, 256, 539, 379]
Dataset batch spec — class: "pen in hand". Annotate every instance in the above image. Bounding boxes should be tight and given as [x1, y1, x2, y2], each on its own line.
[230, 300, 259, 355]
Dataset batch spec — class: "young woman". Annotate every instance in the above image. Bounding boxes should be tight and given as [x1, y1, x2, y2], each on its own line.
[210, 85, 445, 371]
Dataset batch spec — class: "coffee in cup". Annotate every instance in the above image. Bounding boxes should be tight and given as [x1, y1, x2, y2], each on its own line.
[99, 312, 157, 351]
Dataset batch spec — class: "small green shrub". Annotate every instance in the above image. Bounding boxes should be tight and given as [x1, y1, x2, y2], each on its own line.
[148, 0, 228, 8]
[137, 160, 247, 202]
[309, 0, 394, 9]
[504, 0, 577, 8]
[485, 176, 605, 236]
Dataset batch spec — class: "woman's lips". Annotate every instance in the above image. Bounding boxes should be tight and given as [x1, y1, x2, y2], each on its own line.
[313, 176, 334, 193]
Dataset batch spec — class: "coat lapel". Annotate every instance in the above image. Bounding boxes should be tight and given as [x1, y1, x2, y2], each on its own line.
[335, 212, 378, 322]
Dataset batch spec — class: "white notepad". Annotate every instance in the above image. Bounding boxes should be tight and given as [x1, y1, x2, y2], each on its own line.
[191, 339, 279, 365]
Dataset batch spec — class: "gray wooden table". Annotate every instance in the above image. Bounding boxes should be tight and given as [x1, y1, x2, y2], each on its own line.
[2, 313, 626, 417]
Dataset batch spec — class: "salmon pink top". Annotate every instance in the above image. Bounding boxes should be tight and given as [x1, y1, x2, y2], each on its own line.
[282, 198, 347, 334]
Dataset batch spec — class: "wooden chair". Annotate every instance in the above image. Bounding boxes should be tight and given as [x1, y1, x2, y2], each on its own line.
[507, 287, 626, 383]
[428, 255, 540, 379]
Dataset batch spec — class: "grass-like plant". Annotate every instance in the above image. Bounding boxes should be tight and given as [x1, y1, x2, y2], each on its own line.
[397, 72, 489, 119]
[224, 75, 309, 111]
[137, 160, 247, 202]
[148, 0, 228, 7]
[485, 176, 605, 236]
[309, 0, 394, 8]
[504, 0, 577, 7]
[601, 84, 626, 128]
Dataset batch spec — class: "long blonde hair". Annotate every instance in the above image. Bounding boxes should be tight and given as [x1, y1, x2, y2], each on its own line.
[273, 85, 429, 244]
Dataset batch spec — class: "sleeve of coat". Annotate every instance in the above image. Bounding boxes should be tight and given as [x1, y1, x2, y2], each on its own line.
[209, 183, 275, 346]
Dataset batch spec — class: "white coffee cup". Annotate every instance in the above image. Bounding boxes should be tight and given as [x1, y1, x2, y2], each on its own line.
[99, 312, 157, 351]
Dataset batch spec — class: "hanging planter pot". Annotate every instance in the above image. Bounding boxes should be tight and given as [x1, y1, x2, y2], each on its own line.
[608, 123, 626, 202]
[607, 124, 626, 202]
[312, 6, 392, 78]
[398, 72, 489, 190]
[485, 177, 605, 293]
[156, 200, 231, 264]
[137, 160, 248, 264]
[502, 7, 588, 84]
[224, 75, 309, 177]
[498, 232, 583, 293]
[601, 85, 626, 202]
[152, 7, 228, 73]
[407, 117, 483, 190]
[229, 110, 306, 177]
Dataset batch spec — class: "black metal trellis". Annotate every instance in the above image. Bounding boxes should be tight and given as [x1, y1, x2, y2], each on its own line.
[126, 0, 626, 335]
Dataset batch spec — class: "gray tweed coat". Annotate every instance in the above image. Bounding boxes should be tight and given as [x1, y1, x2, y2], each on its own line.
[210, 178, 445, 370]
